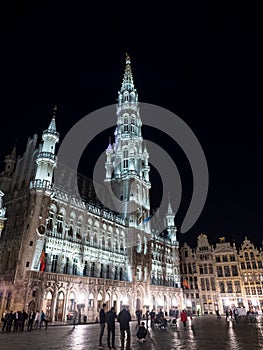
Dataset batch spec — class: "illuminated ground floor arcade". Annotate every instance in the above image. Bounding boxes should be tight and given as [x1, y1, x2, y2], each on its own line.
[0, 271, 183, 322]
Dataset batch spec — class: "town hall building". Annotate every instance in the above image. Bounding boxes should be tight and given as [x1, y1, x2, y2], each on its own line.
[0, 55, 183, 322]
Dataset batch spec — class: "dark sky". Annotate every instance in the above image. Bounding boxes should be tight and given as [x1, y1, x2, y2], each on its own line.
[0, 1, 262, 248]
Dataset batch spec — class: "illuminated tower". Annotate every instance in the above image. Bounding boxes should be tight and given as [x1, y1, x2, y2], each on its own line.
[33, 107, 59, 189]
[105, 54, 151, 230]
[166, 195, 177, 243]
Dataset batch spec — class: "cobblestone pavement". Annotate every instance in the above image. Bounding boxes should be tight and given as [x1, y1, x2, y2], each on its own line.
[1, 316, 263, 350]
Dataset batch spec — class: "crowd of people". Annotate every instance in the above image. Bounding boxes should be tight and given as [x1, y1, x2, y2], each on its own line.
[1, 309, 48, 332]
[95, 305, 194, 349]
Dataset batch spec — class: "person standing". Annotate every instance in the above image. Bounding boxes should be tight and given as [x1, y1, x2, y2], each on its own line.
[106, 306, 117, 349]
[180, 309, 188, 330]
[145, 310, 150, 328]
[150, 309, 155, 328]
[135, 309, 141, 327]
[13, 310, 20, 331]
[233, 307, 239, 322]
[20, 310, 28, 332]
[117, 306, 131, 350]
[27, 310, 36, 331]
[6, 311, 14, 332]
[1, 311, 9, 332]
[99, 303, 107, 348]
[34, 310, 40, 329]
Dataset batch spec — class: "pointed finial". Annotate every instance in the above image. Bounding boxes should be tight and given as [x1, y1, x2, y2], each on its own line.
[106, 136, 113, 151]
[125, 52, 131, 64]
[53, 105, 57, 117]
[167, 192, 174, 215]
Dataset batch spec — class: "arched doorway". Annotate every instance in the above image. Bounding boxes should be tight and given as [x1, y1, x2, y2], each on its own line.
[69, 292, 76, 312]
[112, 293, 117, 312]
[28, 300, 36, 312]
[136, 298, 141, 311]
[97, 292, 103, 311]
[152, 295, 156, 311]
[55, 291, 64, 321]
[105, 293, 110, 309]
[46, 291, 52, 320]
[164, 295, 167, 314]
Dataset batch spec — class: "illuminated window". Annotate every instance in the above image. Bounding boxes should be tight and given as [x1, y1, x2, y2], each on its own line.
[234, 281, 241, 292]
[219, 282, 225, 293]
[231, 265, 238, 276]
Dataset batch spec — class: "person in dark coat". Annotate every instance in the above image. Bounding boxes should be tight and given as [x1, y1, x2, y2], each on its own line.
[135, 309, 142, 327]
[106, 307, 117, 349]
[99, 303, 107, 348]
[20, 310, 28, 331]
[6, 311, 14, 332]
[117, 306, 131, 350]
[1, 311, 9, 332]
[27, 310, 36, 331]
[136, 321, 147, 343]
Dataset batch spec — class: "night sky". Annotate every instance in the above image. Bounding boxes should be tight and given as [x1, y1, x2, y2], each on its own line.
[0, 2, 262, 248]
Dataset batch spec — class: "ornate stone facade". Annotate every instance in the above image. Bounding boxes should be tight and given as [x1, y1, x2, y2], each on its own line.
[181, 235, 263, 315]
[0, 56, 182, 322]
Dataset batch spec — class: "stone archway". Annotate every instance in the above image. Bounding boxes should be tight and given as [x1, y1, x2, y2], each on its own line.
[45, 291, 53, 320]
[136, 298, 141, 311]
[28, 300, 36, 312]
[55, 291, 65, 321]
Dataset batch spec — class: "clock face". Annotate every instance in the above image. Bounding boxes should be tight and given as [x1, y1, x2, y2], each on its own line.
[38, 224, 46, 235]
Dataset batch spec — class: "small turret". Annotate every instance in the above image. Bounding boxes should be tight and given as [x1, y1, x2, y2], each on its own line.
[32, 106, 59, 189]
[166, 194, 177, 242]
[105, 137, 114, 181]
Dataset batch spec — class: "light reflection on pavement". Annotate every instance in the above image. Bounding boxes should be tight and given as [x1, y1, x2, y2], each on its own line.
[0, 316, 263, 350]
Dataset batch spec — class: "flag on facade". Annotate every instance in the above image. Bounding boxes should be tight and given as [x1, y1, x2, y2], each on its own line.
[183, 279, 190, 289]
[143, 215, 152, 223]
[39, 245, 46, 272]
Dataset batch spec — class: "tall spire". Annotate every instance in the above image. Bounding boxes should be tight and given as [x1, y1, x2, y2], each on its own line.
[121, 53, 134, 92]
[167, 192, 175, 216]
[118, 54, 138, 104]
[48, 105, 57, 133]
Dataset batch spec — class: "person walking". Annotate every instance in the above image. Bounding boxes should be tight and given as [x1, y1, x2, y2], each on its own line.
[39, 310, 47, 329]
[225, 309, 229, 322]
[117, 306, 131, 350]
[72, 309, 78, 330]
[99, 303, 107, 348]
[106, 306, 117, 349]
[216, 309, 221, 319]
[180, 309, 188, 330]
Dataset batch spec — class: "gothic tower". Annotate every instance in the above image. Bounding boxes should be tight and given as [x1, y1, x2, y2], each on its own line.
[105, 55, 152, 288]
[105, 54, 151, 230]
